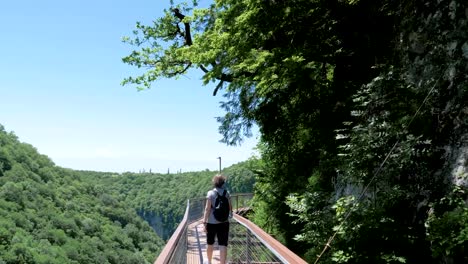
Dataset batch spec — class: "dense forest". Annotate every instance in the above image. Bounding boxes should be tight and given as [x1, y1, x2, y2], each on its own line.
[0, 125, 164, 263]
[0, 123, 257, 263]
[123, 0, 468, 263]
[76, 159, 256, 240]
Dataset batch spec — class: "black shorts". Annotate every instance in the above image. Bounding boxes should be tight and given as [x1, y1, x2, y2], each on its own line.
[206, 222, 230, 246]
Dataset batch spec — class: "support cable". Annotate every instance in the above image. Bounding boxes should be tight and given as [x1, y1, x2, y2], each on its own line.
[314, 78, 440, 264]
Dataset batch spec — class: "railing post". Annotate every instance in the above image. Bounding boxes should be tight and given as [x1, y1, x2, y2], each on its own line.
[246, 230, 251, 264]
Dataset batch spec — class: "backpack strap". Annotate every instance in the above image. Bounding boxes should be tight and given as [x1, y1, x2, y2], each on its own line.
[214, 188, 227, 197]
[211, 189, 220, 208]
[211, 189, 227, 208]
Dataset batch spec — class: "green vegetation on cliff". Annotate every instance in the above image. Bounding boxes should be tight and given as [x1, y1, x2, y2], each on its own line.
[0, 125, 164, 264]
[0, 122, 257, 263]
[123, 0, 468, 263]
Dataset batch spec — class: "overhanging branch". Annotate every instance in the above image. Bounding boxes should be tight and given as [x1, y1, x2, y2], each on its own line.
[172, 8, 236, 95]
[166, 62, 193, 77]
[173, 8, 192, 46]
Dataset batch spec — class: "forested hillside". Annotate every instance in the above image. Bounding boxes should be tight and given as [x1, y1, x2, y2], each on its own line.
[77, 170, 212, 240]
[0, 125, 164, 264]
[77, 158, 258, 240]
[123, 0, 468, 263]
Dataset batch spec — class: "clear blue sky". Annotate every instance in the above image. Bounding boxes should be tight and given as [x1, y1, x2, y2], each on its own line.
[0, 0, 258, 173]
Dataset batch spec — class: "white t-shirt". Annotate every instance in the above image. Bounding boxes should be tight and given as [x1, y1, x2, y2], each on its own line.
[206, 187, 231, 224]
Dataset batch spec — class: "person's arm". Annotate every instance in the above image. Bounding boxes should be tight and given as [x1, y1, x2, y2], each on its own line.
[229, 195, 233, 218]
[203, 196, 212, 230]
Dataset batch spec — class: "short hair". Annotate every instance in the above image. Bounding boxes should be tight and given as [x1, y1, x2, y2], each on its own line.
[212, 174, 226, 188]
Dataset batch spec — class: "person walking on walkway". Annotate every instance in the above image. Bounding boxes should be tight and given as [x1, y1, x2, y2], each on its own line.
[203, 174, 232, 264]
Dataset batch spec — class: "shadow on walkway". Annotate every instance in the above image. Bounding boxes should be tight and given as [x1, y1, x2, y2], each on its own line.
[187, 221, 221, 264]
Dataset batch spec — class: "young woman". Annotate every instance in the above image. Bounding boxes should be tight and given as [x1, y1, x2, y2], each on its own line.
[202, 174, 232, 264]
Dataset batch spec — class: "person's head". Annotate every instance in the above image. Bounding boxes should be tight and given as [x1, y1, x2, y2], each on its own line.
[212, 174, 227, 188]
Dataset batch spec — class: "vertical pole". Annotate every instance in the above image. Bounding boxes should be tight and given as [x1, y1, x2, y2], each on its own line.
[246, 230, 251, 264]
[217, 157, 222, 173]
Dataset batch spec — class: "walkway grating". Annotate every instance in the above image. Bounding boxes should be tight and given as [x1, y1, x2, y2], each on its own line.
[187, 220, 222, 264]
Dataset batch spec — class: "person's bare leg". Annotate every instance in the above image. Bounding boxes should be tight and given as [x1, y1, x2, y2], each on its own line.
[219, 245, 227, 264]
[207, 244, 214, 264]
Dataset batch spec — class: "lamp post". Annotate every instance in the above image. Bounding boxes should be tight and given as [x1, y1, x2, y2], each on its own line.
[217, 157, 221, 173]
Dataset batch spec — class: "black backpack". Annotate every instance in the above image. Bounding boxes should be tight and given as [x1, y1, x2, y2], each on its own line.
[213, 189, 230, 222]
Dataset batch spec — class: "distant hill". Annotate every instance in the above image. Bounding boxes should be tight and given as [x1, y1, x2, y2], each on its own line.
[0, 123, 258, 263]
[77, 159, 258, 240]
[0, 125, 164, 264]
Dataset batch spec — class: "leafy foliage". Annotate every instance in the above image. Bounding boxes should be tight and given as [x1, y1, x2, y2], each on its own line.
[77, 169, 212, 240]
[123, 0, 468, 263]
[426, 186, 468, 263]
[0, 125, 164, 264]
[77, 160, 256, 240]
[0, 122, 257, 263]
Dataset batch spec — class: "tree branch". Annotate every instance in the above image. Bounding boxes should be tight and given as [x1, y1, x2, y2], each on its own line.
[213, 80, 224, 96]
[172, 8, 237, 95]
[166, 62, 193, 77]
[200, 65, 209, 73]
[173, 9, 192, 46]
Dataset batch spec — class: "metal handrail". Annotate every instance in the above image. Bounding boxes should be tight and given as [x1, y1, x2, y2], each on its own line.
[231, 193, 254, 212]
[233, 214, 308, 264]
[154, 192, 308, 263]
[154, 193, 253, 264]
[154, 200, 189, 264]
[227, 218, 282, 264]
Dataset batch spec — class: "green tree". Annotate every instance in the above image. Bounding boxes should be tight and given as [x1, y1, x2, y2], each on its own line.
[123, 0, 468, 262]
[0, 125, 165, 263]
[122, 0, 398, 255]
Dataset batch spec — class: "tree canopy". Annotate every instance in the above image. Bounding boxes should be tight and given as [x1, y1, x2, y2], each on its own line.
[77, 159, 258, 240]
[0, 122, 258, 263]
[0, 125, 165, 264]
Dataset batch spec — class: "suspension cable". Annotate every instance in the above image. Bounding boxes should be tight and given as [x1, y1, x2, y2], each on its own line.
[314, 78, 439, 264]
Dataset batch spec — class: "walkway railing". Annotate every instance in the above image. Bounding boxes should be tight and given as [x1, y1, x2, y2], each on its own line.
[231, 214, 308, 264]
[228, 216, 282, 263]
[154, 200, 189, 264]
[154, 193, 253, 264]
[154, 193, 307, 264]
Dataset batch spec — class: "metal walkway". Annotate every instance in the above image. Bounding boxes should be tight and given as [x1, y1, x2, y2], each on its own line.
[187, 219, 218, 264]
[154, 194, 308, 264]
